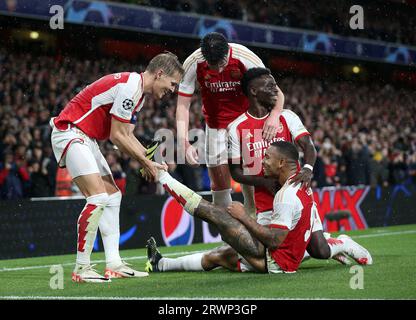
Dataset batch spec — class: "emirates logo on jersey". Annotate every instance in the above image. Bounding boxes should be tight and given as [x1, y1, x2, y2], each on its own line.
[204, 80, 240, 93]
[247, 137, 284, 158]
[122, 99, 134, 110]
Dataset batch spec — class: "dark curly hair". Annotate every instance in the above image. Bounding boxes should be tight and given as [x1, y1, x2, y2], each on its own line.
[240, 67, 271, 96]
[200, 32, 229, 65]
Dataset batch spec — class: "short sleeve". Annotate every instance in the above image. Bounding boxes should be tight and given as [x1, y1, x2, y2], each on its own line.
[271, 186, 300, 230]
[270, 202, 296, 230]
[110, 73, 143, 123]
[231, 43, 265, 69]
[178, 55, 197, 97]
[282, 110, 310, 141]
[227, 122, 241, 161]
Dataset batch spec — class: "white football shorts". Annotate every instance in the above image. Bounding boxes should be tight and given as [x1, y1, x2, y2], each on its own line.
[50, 119, 111, 179]
[204, 124, 229, 167]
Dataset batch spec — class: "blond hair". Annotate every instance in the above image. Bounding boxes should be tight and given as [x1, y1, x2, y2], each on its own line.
[146, 51, 184, 77]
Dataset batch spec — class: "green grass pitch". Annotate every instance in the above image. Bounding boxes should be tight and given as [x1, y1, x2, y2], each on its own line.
[1, 224, 415, 300]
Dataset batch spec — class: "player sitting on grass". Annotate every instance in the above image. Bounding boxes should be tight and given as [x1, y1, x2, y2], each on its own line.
[146, 141, 372, 274]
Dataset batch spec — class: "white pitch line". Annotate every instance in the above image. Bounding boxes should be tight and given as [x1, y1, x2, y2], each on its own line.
[353, 230, 416, 239]
[0, 296, 386, 300]
[0, 249, 205, 273]
[1, 229, 415, 273]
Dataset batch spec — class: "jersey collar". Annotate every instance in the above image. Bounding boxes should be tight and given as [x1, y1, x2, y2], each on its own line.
[246, 111, 269, 120]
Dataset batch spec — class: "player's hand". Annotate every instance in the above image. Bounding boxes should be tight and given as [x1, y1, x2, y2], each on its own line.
[185, 143, 200, 167]
[227, 202, 247, 221]
[290, 167, 313, 189]
[262, 112, 280, 141]
[142, 160, 168, 182]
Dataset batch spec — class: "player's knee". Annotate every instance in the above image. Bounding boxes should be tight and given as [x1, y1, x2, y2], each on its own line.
[249, 257, 267, 273]
[321, 245, 331, 259]
[210, 181, 230, 191]
[107, 190, 122, 207]
[209, 167, 231, 191]
[86, 192, 110, 207]
[201, 252, 219, 270]
[310, 244, 331, 259]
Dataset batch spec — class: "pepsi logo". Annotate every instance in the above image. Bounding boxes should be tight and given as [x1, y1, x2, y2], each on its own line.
[161, 196, 195, 246]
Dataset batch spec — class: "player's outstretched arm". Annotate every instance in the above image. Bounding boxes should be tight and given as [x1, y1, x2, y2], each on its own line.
[176, 94, 199, 166]
[227, 202, 288, 250]
[110, 118, 167, 181]
[262, 84, 285, 140]
[291, 135, 317, 189]
[229, 162, 279, 194]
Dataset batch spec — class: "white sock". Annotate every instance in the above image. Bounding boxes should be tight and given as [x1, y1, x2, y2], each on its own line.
[76, 193, 109, 266]
[211, 189, 232, 208]
[159, 171, 202, 215]
[99, 191, 122, 267]
[158, 253, 204, 271]
[241, 184, 256, 218]
[328, 238, 346, 258]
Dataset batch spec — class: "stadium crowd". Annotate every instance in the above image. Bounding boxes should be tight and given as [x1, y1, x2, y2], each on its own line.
[119, 0, 416, 46]
[0, 48, 415, 199]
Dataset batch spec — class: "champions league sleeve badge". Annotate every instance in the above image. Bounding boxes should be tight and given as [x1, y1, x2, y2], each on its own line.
[122, 98, 134, 110]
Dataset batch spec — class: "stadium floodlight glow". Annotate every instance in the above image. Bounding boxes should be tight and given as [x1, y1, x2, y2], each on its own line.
[29, 31, 39, 40]
[352, 66, 360, 74]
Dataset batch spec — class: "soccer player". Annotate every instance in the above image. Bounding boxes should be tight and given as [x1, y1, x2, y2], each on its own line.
[50, 52, 183, 283]
[227, 67, 336, 263]
[177, 32, 284, 216]
[147, 141, 372, 274]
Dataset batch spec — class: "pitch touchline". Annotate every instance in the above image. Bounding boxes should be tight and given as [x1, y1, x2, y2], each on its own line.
[353, 230, 416, 239]
[0, 250, 205, 272]
[1, 229, 415, 272]
[0, 296, 388, 300]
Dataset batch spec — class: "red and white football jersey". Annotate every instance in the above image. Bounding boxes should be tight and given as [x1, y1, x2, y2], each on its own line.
[179, 43, 264, 129]
[53, 72, 145, 141]
[268, 177, 316, 272]
[228, 109, 310, 213]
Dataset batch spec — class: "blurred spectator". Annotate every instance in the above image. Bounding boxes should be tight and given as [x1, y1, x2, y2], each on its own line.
[344, 140, 371, 186]
[369, 145, 389, 187]
[0, 153, 30, 199]
[106, 152, 127, 194]
[408, 153, 416, 184]
[28, 160, 51, 197]
[312, 152, 326, 188]
[125, 159, 142, 196]
[389, 151, 408, 184]
[55, 167, 72, 196]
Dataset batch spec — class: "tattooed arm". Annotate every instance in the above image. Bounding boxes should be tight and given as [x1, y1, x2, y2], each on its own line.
[229, 163, 280, 195]
[227, 202, 288, 250]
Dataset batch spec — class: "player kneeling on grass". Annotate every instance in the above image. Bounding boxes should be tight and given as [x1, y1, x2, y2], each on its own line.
[50, 52, 183, 283]
[146, 141, 372, 274]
